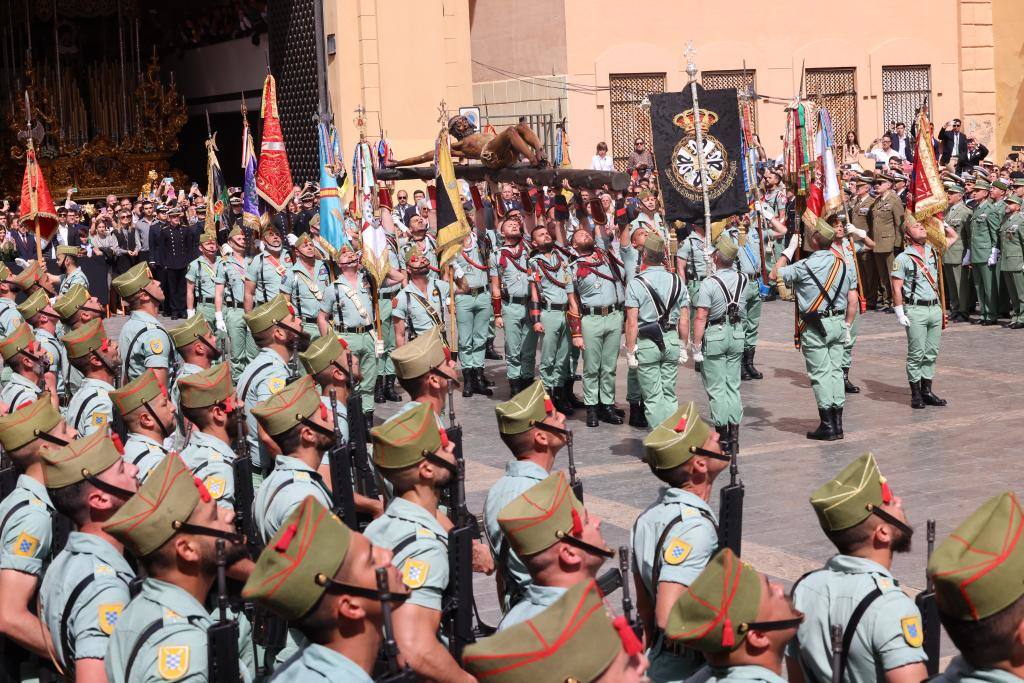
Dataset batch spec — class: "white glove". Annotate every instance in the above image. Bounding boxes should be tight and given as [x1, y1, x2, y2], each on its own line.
[756, 202, 775, 220]
[988, 248, 999, 266]
[14, 258, 27, 268]
[625, 347, 639, 369]
[843, 322, 852, 344]
[452, 262, 465, 280]
[221, 243, 232, 257]
[962, 249, 971, 266]
[186, 308, 195, 319]
[286, 233, 298, 247]
[894, 305, 910, 327]
[375, 337, 385, 358]
[678, 345, 689, 364]
[215, 311, 226, 332]
[847, 225, 867, 240]
[692, 350, 705, 364]
[782, 234, 800, 261]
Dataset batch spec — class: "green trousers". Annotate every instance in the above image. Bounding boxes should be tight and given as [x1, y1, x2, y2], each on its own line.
[699, 321, 744, 426]
[942, 263, 963, 314]
[842, 313, 860, 368]
[455, 290, 490, 369]
[637, 334, 680, 427]
[1002, 269, 1024, 323]
[904, 304, 942, 383]
[224, 308, 253, 382]
[626, 366, 642, 403]
[342, 330, 377, 412]
[502, 302, 537, 381]
[742, 279, 762, 350]
[539, 309, 570, 388]
[972, 263, 998, 321]
[378, 297, 396, 375]
[799, 316, 846, 409]
[581, 311, 622, 405]
[197, 302, 217, 333]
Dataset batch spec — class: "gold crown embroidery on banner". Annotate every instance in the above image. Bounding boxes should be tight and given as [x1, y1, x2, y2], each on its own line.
[673, 109, 718, 135]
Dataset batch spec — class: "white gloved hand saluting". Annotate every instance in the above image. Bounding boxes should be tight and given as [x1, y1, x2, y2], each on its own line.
[625, 347, 639, 369]
[215, 311, 226, 332]
[894, 305, 910, 327]
[988, 248, 999, 266]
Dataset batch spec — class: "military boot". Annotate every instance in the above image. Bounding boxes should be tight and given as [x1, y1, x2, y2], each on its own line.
[909, 381, 925, 409]
[597, 404, 624, 425]
[842, 367, 860, 394]
[485, 339, 503, 360]
[564, 377, 585, 409]
[585, 405, 599, 428]
[373, 377, 385, 404]
[920, 378, 947, 406]
[744, 349, 763, 379]
[806, 408, 838, 441]
[462, 370, 473, 398]
[628, 402, 648, 428]
[832, 407, 844, 439]
[383, 375, 401, 401]
[472, 368, 493, 397]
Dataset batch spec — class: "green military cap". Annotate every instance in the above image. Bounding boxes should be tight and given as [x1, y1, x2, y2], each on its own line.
[0, 322, 36, 361]
[498, 472, 584, 557]
[228, 226, 244, 240]
[112, 262, 154, 297]
[494, 379, 549, 435]
[109, 368, 164, 416]
[0, 262, 11, 283]
[665, 547, 762, 654]
[855, 174, 874, 185]
[643, 400, 714, 470]
[371, 401, 443, 470]
[17, 289, 49, 321]
[1013, 177, 1024, 187]
[199, 231, 217, 245]
[1007, 195, 1022, 206]
[713, 235, 739, 260]
[42, 429, 121, 489]
[61, 318, 107, 360]
[169, 314, 212, 350]
[244, 294, 291, 335]
[391, 326, 455, 380]
[644, 232, 665, 256]
[56, 246, 81, 257]
[252, 375, 320, 436]
[0, 394, 62, 451]
[10, 261, 43, 292]
[944, 183, 965, 195]
[992, 179, 1010, 191]
[242, 496, 353, 621]
[974, 179, 991, 190]
[53, 283, 90, 321]
[298, 333, 348, 376]
[294, 233, 312, 249]
[814, 218, 836, 242]
[810, 452, 895, 532]
[178, 363, 233, 410]
[104, 452, 204, 557]
[463, 580, 624, 682]
[928, 492, 1024, 621]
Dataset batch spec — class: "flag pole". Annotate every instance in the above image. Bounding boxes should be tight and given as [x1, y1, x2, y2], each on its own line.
[684, 42, 714, 272]
[24, 91, 43, 263]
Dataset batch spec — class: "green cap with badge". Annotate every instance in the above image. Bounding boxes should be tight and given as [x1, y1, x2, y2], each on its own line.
[1006, 195, 1022, 207]
[178, 363, 233, 410]
[53, 283, 90, 321]
[992, 179, 1010, 191]
[643, 400, 714, 470]
[242, 496, 353, 620]
[944, 183, 965, 195]
[104, 452, 204, 557]
[298, 333, 348, 376]
[42, 429, 122, 489]
[17, 288, 49, 321]
[244, 294, 291, 334]
[974, 179, 991, 190]
[169, 314, 212, 350]
[810, 452, 895, 532]
[713, 235, 738, 260]
[228, 226, 244, 240]
[494, 379, 548, 435]
[498, 472, 584, 557]
[109, 368, 164, 416]
[370, 401, 442, 470]
[56, 246, 80, 257]
[199, 231, 217, 245]
[644, 233, 665, 256]
[61, 318, 107, 360]
[665, 547, 763, 654]
[112, 262, 154, 298]
[928, 491, 1024, 621]
[1013, 177, 1024, 188]
[391, 325, 457, 381]
[0, 321, 36, 360]
[252, 375, 320, 436]
[0, 394, 63, 451]
[294, 233, 312, 249]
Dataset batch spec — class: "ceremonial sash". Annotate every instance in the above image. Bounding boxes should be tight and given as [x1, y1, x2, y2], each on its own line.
[337, 281, 372, 323]
[796, 255, 845, 336]
[904, 250, 939, 296]
[294, 267, 323, 301]
[533, 252, 568, 289]
[265, 253, 286, 276]
[574, 251, 619, 284]
[498, 246, 529, 273]
[461, 247, 488, 272]
[406, 286, 443, 328]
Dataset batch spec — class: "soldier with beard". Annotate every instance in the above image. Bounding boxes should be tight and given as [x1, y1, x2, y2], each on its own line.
[113, 262, 174, 387]
[55, 245, 90, 297]
[168, 316, 222, 445]
[491, 215, 538, 397]
[0, 322, 51, 409]
[60, 319, 120, 437]
[786, 453, 927, 683]
[109, 369, 177, 482]
[245, 223, 293, 311]
[178, 364, 243, 512]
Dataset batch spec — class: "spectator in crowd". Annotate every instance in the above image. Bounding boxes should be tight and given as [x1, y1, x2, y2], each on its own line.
[889, 122, 913, 161]
[868, 134, 903, 164]
[965, 137, 990, 170]
[626, 137, 655, 178]
[841, 131, 862, 165]
[590, 141, 615, 171]
[939, 118, 970, 171]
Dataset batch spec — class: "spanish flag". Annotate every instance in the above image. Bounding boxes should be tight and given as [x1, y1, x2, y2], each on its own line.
[434, 128, 471, 268]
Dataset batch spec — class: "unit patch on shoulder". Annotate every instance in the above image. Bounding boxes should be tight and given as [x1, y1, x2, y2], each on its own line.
[157, 645, 190, 680]
[663, 538, 692, 566]
[149, 337, 164, 354]
[402, 559, 430, 589]
[204, 477, 226, 499]
[12, 531, 39, 557]
[98, 603, 123, 635]
[267, 377, 286, 394]
[900, 616, 923, 647]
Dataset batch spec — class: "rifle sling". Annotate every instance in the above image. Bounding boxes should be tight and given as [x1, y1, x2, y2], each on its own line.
[59, 574, 97, 672]
[837, 588, 884, 682]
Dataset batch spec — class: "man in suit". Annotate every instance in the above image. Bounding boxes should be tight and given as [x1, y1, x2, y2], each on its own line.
[939, 118, 970, 171]
[890, 122, 914, 163]
[965, 138, 990, 171]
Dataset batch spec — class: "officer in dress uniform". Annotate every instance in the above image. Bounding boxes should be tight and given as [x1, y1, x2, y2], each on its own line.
[942, 183, 974, 322]
[485, 380, 567, 612]
[245, 223, 293, 311]
[19, 289, 70, 403]
[56, 245, 90, 298]
[632, 401, 729, 683]
[495, 472, 612, 630]
[455, 228, 495, 397]
[38, 430, 139, 680]
[242, 496, 409, 682]
[0, 322, 48, 410]
[665, 548, 804, 683]
[113, 262, 174, 387]
[892, 215, 959, 409]
[0, 396, 75, 679]
[490, 216, 538, 397]
[60, 319, 119, 437]
[109, 369, 176, 481]
[624, 234, 689, 430]
[691, 238, 746, 454]
[363, 402, 471, 683]
[462, 579, 650, 682]
[867, 175, 904, 312]
[103, 452, 254, 683]
[215, 227, 254, 377]
[927, 492, 1024, 683]
[159, 206, 192, 319]
[282, 233, 331, 345]
[998, 194, 1024, 328]
[787, 453, 927, 683]
[185, 230, 221, 333]
[846, 175, 879, 308]
[967, 179, 1001, 325]
[770, 220, 855, 441]
[238, 296, 305, 486]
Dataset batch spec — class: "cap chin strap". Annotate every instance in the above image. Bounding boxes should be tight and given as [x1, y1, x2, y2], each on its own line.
[314, 573, 410, 603]
[142, 402, 172, 439]
[555, 530, 616, 559]
[298, 416, 335, 440]
[80, 468, 136, 499]
[738, 615, 805, 634]
[196, 335, 221, 359]
[429, 366, 460, 388]
[422, 451, 458, 474]
[78, 306, 105, 319]
[171, 519, 245, 545]
[33, 429, 70, 448]
[866, 504, 915, 539]
[689, 445, 732, 462]
[275, 321, 311, 344]
[533, 420, 570, 440]
[90, 349, 118, 379]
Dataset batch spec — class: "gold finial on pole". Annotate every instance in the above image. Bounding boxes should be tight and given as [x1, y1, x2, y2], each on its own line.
[354, 104, 367, 141]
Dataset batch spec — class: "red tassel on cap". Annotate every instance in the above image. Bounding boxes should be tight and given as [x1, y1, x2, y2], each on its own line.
[224, 396, 235, 412]
[571, 509, 584, 536]
[111, 433, 125, 454]
[337, 336, 349, 349]
[319, 403, 328, 421]
[544, 395, 555, 414]
[613, 616, 643, 656]
[880, 477, 893, 504]
[443, 345, 451, 363]
[439, 428, 450, 449]
[194, 477, 212, 503]
[275, 522, 298, 552]
[673, 417, 688, 433]
[100, 339, 109, 352]
[721, 616, 735, 648]
[287, 303, 296, 316]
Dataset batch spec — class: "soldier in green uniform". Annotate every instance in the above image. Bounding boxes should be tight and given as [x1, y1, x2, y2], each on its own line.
[178, 364, 242, 510]
[39, 430, 139, 680]
[0, 396, 75, 673]
[691, 238, 746, 453]
[61, 319, 119, 437]
[215, 227, 254, 377]
[56, 245, 90, 297]
[400, 214, 439, 270]
[770, 221, 855, 441]
[239, 296, 305, 482]
[496, 472, 612, 630]
[185, 230, 220, 333]
[787, 453, 927, 683]
[373, 220, 405, 405]
[103, 452, 253, 682]
[393, 245, 462, 346]
[110, 369, 176, 481]
[633, 401, 730, 682]
[968, 179, 1002, 325]
[10, 260, 56, 300]
[168, 315, 220, 447]
[54, 283, 104, 332]
[726, 219, 768, 380]
[665, 548, 804, 683]
[113, 262, 174, 387]
[490, 216, 538, 397]
[529, 223, 582, 414]
[455, 229, 495, 396]
[624, 234, 689, 430]
[0, 262, 24, 338]
[245, 223, 293, 311]
[998, 195, 1024, 328]
[571, 227, 625, 427]
[364, 402, 472, 683]
[462, 579, 650, 682]
[19, 289, 69, 403]
[485, 380, 567, 612]
[927, 491, 1024, 683]
[283, 233, 332, 343]
[677, 221, 710, 326]
[892, 215, 959, 409]
[0, 322, 48, 409]
[867, 175, 904, 312]
[832, 220, 871, 394]
[942, 184, 973, 321]
[242, 496, 409, 682]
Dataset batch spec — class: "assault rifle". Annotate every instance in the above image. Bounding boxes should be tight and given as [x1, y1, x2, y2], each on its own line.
[207, 539, 241, 682]
[915, 519, 940, 675]
[328, 388, 358, 529]
[232, 402, 258, 554]
[619, 546, 643, 640]
[0, 447, 16, 499]
[375, 567, 416, 682]
[830, 624, 844, 683]
[566, 426, 582, 501]
[346, 351, 378, 529]
[717, 453, 745, 556]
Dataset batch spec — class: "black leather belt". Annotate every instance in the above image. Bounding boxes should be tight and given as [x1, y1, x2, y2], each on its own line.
[301, 315, 319, 324]
[581, 303, 622, 316]
[338, 324, 371, 333]
[818, 309, 843, 318]
[379, 292, 397, 301]
[541, 302, 568, 312]
[908, 298, 938, 307]
[222, 301, 244, 309]
[197, 297, 215, 304]
[460, 285, 488, 296]
[708, 317, 727, 326]
[502, 294, 529, 306]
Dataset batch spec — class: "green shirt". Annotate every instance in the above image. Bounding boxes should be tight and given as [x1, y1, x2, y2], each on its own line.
[282, 260, 332, 325]
[778, 249, 851, 314]
[0, 474, 53, 576]
[572, 249, 624, 307]
[320, 274, 376, 331]
[237, 347, 291, 468]
[497, 583, 567, 630]
[943, 202, 972, 264]
[185, 256, 219, 304]
[999, 211, 1024, 268]
[0, 372, 42, 413]
[489, 243, 533, 298]
[0, 297, 23, 337]
[455, 238, 491, 290]
[63, 376, 115, 437]
[679, 232, 710, 281]
[123, 433, 169, 483]
[59, 268, 90, 297]
[214, 254, 248, 306]
[268, 643, 372, 682]
[246, 250, 293, 305]
[365, 497, 449, 611]
[625, 266, 688, 325]
[119, 311, 173, 383]
[393, 278, 451, 336]
[969, 200, 1002, 261]
[37, 328, 70, 396]
[181, 431, 239, 511]
[529, 250, 574, 305]
[933, 656, 1022, 683]
[708, 664, 789, 683]
[253, 455, 332, 542]
[695, 269, 748, 322]
[893, 244, 940, 301]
